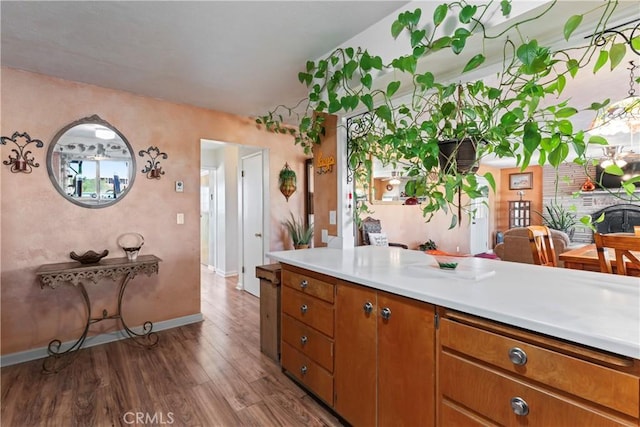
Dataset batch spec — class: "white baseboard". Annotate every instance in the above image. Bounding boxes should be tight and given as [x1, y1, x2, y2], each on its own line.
[0, 313, 204, 368]
[207, 265, 215, 272]
[215, 269, 238, 278]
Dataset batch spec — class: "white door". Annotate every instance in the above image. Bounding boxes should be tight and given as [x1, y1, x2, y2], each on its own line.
[242, 153, 264, 297]
[469, 177, 490, 255]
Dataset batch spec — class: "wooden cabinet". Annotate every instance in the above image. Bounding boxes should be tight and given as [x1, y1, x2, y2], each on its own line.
[438, 309, 640, 426]
[280, 265, 336, 406]
[508, 200, 530, 228]
[335, 281, 436, 427]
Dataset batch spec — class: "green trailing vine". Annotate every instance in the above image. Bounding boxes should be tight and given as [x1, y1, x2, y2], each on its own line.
[257, 0, 640, 226]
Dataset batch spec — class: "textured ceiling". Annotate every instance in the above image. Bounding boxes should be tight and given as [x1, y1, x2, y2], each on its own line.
[1, 1, 409, 118]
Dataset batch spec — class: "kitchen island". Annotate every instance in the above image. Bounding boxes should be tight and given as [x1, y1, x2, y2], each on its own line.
[268, 246, 640, 426]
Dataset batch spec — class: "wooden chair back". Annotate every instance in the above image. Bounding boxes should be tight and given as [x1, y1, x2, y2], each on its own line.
[527, 225, 557, 267]
[593, 233, 640, 276]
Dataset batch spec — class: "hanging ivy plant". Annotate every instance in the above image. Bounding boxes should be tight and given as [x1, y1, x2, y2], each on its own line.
[257, 0, 640, 226]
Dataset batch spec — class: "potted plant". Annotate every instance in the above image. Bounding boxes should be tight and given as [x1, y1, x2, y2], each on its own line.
[258, 0, 638, 227]
[283, 213, 313, 249]
[279, 163, 297, 201]
[419, 239, 438, 252]
[537, 201, 579, 240]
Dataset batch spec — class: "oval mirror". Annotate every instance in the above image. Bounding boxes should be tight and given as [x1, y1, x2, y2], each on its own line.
[47, 115, 136, 208]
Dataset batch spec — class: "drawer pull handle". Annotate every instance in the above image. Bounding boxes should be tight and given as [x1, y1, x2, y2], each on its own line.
[300, 280, 308, 288]
[508, 347, 528, 366]
[300, 365, 308, 375]
[510, 397, 529, 416]
[300, 335, 308, 345]
[300, 304, 308, 314]
[380, 307, 391, 320]
[363, 302, 373, 314]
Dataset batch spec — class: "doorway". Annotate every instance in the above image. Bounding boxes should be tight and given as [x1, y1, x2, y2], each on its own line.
[469, 176, 490, 255]
[200, 140, 268, 297]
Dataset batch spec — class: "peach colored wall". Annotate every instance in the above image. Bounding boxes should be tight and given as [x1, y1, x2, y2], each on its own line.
[0, 68, 306, 355]
[497, 166, 544, 232]
[360, 165, 502, 254]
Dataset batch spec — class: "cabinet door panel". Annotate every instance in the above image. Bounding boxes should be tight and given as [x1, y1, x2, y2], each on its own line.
[440, 318, 640, 418]
[281, 342, 334, 406]
[378, 292, 435, 427]
[282, 286, 334, 337]
[282, 313, 334, 372]
[282, 269, 335, 303]
[334, 281, 377, 427]
[440, 352, 632, 426]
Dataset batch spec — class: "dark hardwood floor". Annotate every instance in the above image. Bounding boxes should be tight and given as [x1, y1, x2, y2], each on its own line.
[1, 266, 342, 426]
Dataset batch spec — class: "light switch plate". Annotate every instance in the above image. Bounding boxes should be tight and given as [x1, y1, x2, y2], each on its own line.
[175, 181, 184, 192]
[177, 213, 184, 224]
[329, 210, 337, 225]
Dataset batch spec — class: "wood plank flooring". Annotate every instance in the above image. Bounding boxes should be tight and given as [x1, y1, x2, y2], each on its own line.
[1, 266, 343, 426]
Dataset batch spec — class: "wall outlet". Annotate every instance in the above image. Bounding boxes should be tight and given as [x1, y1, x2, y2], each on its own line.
[175, 181, 184, 192]
[329, 210, 336, 225]
[321, 229, 329, 243]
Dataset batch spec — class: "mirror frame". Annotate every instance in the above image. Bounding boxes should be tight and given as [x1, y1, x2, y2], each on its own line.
[46, 115, 136, 209]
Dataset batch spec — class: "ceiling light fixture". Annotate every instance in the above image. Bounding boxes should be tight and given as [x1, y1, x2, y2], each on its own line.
[600, 146, 627, 168]
[589, 61, 640, 136]
[95, 128, 115, 140]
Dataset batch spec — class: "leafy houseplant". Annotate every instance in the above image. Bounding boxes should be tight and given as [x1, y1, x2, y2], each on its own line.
[258, 0, 639, 227]
[284, 213, 313, 249]
[419, 239, 438, 252]
[537, 202, 579, 240]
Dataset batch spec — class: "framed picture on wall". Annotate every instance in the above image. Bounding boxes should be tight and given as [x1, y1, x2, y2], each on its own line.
[509, 172, 533, 190]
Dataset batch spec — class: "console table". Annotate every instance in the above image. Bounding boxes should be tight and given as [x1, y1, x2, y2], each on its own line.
[36, 254, 162, 373]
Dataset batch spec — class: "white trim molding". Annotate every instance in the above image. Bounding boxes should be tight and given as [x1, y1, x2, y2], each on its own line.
[0, 313, 204, 368]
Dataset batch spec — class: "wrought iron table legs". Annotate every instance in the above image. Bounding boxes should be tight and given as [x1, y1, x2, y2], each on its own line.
[42, 272, 158, 374]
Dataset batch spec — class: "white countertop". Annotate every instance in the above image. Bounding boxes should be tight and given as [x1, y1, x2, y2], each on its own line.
[268, 246, 640, 359]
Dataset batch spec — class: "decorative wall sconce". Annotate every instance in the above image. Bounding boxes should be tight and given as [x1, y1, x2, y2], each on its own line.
[315, 151, 336, 174]
[1, 132, 44, 173]
[138, 146, 168, 179]
[279, 163, 297, 201]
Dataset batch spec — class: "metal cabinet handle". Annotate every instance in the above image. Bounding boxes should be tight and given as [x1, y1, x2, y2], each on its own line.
[380, 307, 391, 320]
[300, 365, 308, 375]
[300, 304, 308, 314]
[363, 302, 373, 314]
[300, 335, 308, 345]
[508, 347, 528, 366]
[510, 397, 529, 416]
[300, 280, 308, 289]
[254, 233, 262, 237]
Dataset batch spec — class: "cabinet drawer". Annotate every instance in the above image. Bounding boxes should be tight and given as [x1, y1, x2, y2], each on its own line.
[282, 286, 334, 337]
[282, 314, 334, 372]
[440, 352, 634, 426]
[282, 341, 333, 406]
[283, 269, 334, 304]
[440, 318, 640, 418]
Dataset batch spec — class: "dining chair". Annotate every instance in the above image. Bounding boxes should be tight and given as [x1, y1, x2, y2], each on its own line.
[527, 225, 557, 267]
[593, 232, 640, 275]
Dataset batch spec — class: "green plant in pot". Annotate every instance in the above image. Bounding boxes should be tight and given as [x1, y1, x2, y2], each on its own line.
[279, 163, 297, 201]
[537, 201, 579, 240]
[258, 0, 639, 227]
[283, 213, 313, 249]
